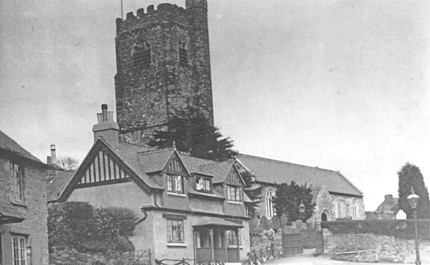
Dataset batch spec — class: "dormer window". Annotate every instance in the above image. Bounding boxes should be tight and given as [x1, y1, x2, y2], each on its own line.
[179, 41, 188, 66]
[167, 175, 183, 194]
[196, 177, 211, 192]
[227, 185, 241, 202]
[134, 41, 151, 70]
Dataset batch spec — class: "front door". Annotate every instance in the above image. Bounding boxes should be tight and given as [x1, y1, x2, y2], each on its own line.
[195, 228, 231, 264]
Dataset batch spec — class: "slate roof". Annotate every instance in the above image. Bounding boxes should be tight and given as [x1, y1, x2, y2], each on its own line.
[104, 140, 163, 189]
[47, 170, 76, 202]
[0, 130, 42, 163]
[236, 154, 363, 197]
[198, 160, 236, 183]
[178, 152, 214, 173]
[137, 148, 175, 173]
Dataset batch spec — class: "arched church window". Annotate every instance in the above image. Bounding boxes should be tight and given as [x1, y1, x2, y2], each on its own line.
[133, 41, 151, 70]
[331, 196, 339, 219]
[266, 189, 275, 218]
[179, 41, 188, 66]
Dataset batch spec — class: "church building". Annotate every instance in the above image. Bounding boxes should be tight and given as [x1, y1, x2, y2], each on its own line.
[48, 0, 365, 262]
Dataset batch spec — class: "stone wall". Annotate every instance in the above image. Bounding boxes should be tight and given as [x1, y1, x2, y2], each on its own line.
[0, 155, 49, 265]
[324, 231, 430, 263]
[49, 248, 151, 265]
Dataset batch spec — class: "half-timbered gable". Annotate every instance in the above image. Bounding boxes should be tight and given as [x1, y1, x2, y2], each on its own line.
[164, 152, 188, 177]
[225, 166, 243, 186]
[76, 149, 130, 188]
[58, 139, 160, 203]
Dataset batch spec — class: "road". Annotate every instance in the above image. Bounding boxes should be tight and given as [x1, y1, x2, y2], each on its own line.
[266, 255, 413, 265]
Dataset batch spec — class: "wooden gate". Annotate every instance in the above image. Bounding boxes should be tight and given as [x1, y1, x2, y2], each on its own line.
[282, 231, 303, 256]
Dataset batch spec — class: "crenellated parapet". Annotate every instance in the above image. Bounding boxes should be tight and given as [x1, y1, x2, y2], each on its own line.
[116, 3, 189, 36]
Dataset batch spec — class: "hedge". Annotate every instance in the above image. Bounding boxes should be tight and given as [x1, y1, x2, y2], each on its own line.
[48, 202, 138, 253]
[321, 219, 430, 240]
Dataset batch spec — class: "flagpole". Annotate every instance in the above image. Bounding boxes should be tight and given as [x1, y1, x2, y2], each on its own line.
[121, 0, 124, 20]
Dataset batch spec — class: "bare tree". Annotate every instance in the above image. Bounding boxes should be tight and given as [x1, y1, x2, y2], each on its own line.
[56, 156, 79, 170]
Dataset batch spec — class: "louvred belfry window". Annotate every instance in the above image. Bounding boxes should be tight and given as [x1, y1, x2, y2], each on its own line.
[134, 41, 151, 70]
[179, 41, 188, 66]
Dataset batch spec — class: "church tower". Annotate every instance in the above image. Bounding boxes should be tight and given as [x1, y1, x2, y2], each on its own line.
[115, 0, 213, 144]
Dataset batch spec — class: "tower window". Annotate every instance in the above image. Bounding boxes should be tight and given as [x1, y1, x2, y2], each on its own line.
[134, 41, 151, 70]
[179, 41, 188, 66]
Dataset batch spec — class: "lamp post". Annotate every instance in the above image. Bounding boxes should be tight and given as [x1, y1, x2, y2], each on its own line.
[299, 199, 305, 214]
[299, 199, 305, 221]
[407, 187, 421, 265]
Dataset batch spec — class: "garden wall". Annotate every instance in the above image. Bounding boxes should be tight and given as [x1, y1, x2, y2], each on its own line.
[324, 232, 430, 263]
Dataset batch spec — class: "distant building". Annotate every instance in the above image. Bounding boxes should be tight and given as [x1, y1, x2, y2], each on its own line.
[367, 194, 404, 220]
[0, 130, 49, 265]
[234, 155, 366, 224]
[48, 106, 251, 263]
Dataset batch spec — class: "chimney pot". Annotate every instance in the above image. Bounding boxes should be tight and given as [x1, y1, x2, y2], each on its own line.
[93, 104, 119, 147]
[50, 144, 57, 165]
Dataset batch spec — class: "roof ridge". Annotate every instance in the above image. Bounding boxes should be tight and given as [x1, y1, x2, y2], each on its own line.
[119, 140, 147, 148]
[238, 153, 339, 173]
[137, 147, 174, 155]
[199, 159, 234, 168]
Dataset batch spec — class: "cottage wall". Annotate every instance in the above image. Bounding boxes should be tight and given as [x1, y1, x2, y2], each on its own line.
[151, 211, 250, 262]
[0, 156, 49, 265]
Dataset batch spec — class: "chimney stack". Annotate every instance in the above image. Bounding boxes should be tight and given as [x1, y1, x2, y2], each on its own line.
[92, 104, 119, 148]
[51, 144, 56, 164]
[47, 144, 57, 165]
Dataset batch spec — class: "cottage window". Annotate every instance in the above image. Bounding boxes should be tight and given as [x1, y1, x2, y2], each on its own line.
[227, 185, 241, 202]
[167, 219, 184, 243]
[227, 230, 241, 247]
[9, 162, 25, 203]
[12, 235, 27, 265]
[196, 177, 211, 192]
[167, 175, 183, 194]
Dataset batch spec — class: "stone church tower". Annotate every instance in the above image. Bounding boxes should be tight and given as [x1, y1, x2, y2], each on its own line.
[115, 0, 213, 144]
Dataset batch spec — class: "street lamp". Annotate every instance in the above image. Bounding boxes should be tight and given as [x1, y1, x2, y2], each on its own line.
[407, 187, 421, 265]
[299, 199, 305, 213]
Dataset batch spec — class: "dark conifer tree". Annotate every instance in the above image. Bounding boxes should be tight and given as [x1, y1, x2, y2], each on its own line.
[148, 106, 237, 161]
[398, 162, 430, 219]
[273, 181, 316, 224]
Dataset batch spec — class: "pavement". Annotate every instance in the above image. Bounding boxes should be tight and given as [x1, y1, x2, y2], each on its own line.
[264, 249, 418, 265]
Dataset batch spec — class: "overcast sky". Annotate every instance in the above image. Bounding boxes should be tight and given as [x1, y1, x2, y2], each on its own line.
[1, 0, 429, 210]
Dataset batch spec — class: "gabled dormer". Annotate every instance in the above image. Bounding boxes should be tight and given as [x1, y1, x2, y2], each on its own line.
[198, 161, 247, 202]
[138, 149, 190, 196]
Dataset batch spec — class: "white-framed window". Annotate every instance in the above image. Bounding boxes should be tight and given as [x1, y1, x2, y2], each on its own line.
[167, 175, 183, 194]
[227, 185, 241, 202]
[266, 189, 275, 218]
[9, 162, 25, 203]
[196, 177, 211, 192]
[166, 219, 184, 243]
[12, 235, 27, 265]
[226, 230, 241, 247]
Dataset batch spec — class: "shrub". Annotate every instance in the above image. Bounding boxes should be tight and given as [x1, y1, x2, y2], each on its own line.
[48, 202, 138, 253]
[321, 219, 430, 240]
